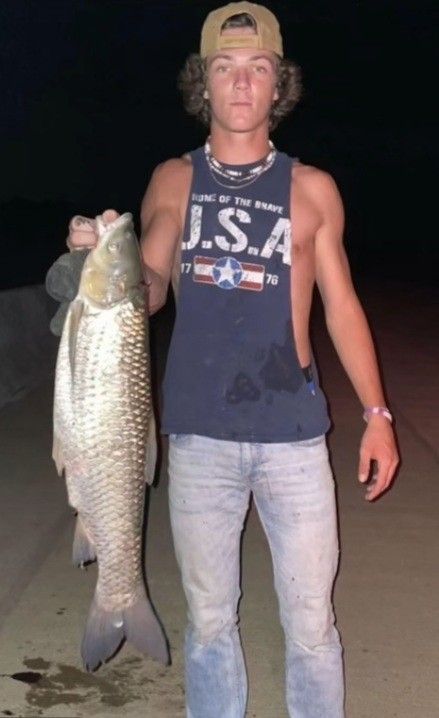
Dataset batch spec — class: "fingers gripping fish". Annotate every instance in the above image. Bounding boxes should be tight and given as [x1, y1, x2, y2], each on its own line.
[52, 212, 169, 671]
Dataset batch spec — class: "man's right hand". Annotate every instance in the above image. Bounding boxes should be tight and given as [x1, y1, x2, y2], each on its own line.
[66, 209, 120, 251]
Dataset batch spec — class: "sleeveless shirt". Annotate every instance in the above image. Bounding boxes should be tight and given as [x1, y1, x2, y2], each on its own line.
[161, 146, 330, 442]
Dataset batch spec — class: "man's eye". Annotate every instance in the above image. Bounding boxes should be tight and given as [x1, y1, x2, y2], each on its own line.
[254, 65, 268, 73]
[216, 65, 228, 72]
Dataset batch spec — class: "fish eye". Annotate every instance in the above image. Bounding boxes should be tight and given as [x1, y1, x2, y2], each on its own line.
[108, 239, 120, 253]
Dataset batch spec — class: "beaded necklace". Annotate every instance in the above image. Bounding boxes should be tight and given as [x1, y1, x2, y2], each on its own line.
[204, 138, 276, 189]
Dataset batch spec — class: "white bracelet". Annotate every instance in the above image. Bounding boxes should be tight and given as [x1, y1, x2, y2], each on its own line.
[363, 406, 393, 423]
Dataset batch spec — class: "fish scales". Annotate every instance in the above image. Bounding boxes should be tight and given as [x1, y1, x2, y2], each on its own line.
[72, 296, 149, 611]
[52, 212, 168, 671]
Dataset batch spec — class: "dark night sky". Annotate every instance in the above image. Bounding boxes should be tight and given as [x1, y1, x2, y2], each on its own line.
[0, 0, 437, 289]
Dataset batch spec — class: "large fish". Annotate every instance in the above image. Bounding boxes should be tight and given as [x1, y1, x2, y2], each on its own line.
[52, 212, 168, 671]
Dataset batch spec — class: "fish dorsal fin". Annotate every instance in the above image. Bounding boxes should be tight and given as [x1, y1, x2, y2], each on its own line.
[68, 299, 84, 373]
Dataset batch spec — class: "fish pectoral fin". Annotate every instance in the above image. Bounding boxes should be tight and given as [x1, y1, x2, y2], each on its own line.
[72, 514, 97, 568]
[52, 434, 65, 476]
[68, 298, 84, 373]
[144, 413, 157, 485]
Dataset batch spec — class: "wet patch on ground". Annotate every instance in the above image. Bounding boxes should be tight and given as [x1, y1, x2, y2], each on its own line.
[23, 658, 51, 671]
[1, 655, 185, 714]
[2, 671, 43, 685]
[17, 656, 147, 710]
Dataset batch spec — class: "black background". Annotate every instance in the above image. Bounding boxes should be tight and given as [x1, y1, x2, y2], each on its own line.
[1, 0, 437, 289]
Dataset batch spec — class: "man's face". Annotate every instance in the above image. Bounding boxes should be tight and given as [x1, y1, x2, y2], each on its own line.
[206, 26, 279, 133]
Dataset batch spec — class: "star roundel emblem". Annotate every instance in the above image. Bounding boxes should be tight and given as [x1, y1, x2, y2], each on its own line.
[212, 256, 243, 290]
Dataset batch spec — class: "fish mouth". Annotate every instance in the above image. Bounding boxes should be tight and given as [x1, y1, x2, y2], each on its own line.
[96, 211, 133, 238]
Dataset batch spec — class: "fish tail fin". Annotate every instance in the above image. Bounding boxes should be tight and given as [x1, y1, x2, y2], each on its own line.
[124, 589, 169, 666]
[72, 514, 96, 567]
[81, 597, 124, 672]
[81, 589, 169, 672]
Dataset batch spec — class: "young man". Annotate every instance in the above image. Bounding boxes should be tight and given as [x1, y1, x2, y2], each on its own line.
[67, 3, 399, 716]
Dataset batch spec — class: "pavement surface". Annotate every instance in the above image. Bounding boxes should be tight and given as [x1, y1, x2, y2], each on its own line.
[0, 280, 438, 718]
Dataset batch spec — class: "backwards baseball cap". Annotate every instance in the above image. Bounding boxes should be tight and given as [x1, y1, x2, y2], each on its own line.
[200, 2, 283, 58]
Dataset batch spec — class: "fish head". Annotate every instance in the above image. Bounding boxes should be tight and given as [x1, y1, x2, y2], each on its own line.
[79, 213, 143, 307]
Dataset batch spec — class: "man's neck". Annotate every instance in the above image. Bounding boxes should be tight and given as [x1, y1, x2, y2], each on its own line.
[208, 127, 271, 165]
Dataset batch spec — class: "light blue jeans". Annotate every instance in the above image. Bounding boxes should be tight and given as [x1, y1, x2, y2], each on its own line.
[168, 434, 344, 718]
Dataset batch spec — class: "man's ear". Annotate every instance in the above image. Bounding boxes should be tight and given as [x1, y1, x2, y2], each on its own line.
[203, 89, 209, 99]
[273, 86, 279, 103]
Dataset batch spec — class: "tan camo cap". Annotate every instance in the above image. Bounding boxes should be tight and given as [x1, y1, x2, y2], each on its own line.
[200, 2, 283, 58]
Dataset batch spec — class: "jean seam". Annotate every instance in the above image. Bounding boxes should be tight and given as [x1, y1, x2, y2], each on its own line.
[231, 628, 244, 717]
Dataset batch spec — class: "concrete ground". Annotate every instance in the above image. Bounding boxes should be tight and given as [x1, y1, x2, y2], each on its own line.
[0, 280, 438, 717]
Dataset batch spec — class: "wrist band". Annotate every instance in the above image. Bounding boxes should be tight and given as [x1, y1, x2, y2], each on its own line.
[363, 406, 393, 423]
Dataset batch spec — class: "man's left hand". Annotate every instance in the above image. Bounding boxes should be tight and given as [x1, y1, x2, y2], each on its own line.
[358, 417, 399, 501]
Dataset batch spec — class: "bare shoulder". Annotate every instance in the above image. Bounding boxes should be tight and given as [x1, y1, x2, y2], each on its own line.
[140, 156, 194, 277]
[141, 154, 193, 228]
[149, 155, 193, 197]
[292, 162, 343, 216]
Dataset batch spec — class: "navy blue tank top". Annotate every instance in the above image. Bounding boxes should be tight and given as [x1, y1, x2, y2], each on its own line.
[161, 146, 330, 442]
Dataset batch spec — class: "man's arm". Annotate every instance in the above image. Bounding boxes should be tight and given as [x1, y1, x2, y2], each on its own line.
[312, 170, 399, 500]
[139, 158, 191, 314]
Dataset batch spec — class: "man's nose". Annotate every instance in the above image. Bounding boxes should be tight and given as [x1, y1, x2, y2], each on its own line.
[233, 67, 250, 89]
